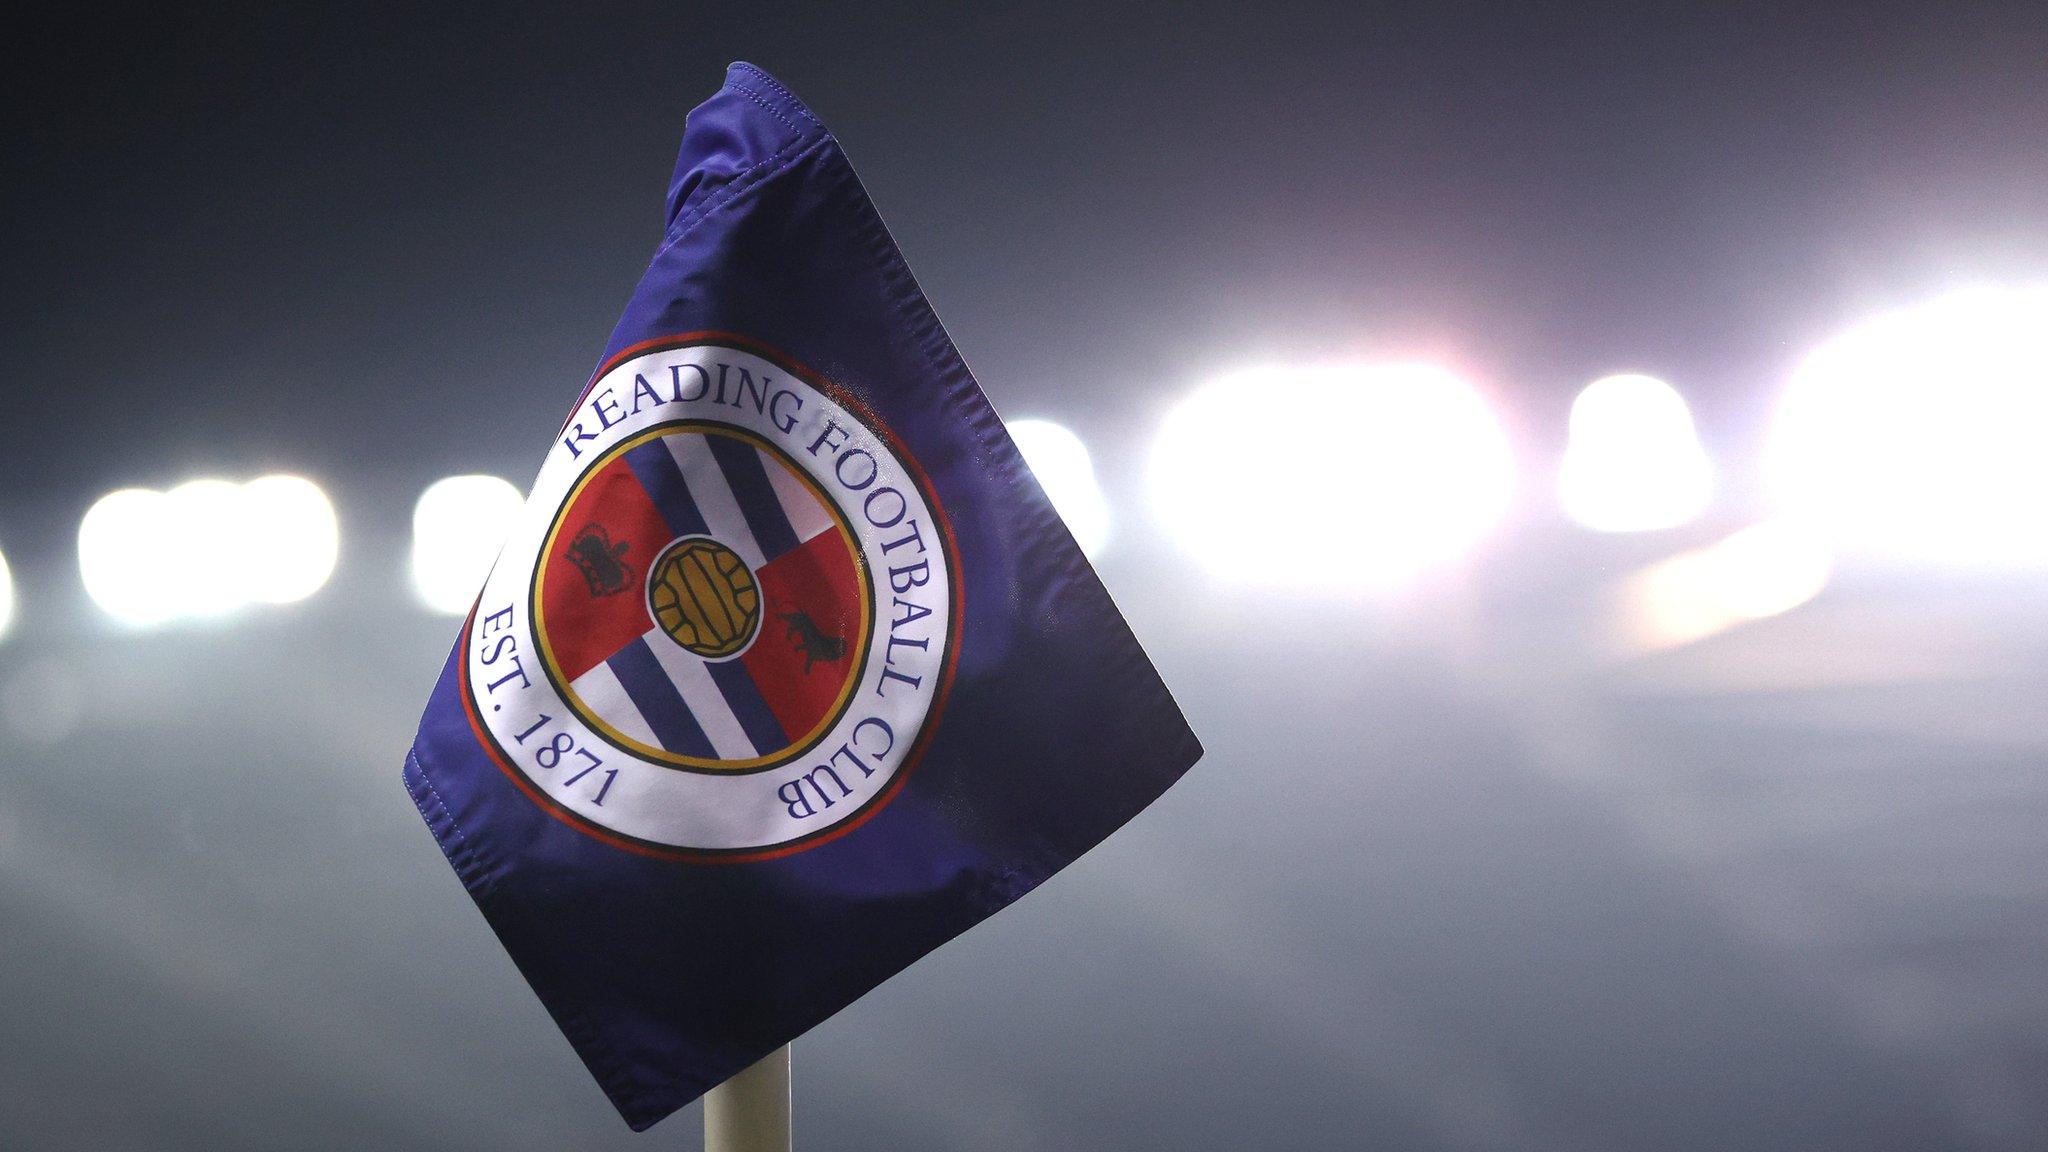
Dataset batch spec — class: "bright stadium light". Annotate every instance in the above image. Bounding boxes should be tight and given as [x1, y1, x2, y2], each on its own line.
[81, 487, 179, 626]
[0, 544, 14, 642]
[239, 475, 340, 604]
[1766, 284, 2048, 567]
[80, 475, 341, 627]
[1150, 362, 1514, 587]
[413, 475, 526, 614]
[1617, 520, 1833, 651]
[1559, 373, 1712, 532]
[1009, 418, 1112, 558]
[160, 479, 248, 618]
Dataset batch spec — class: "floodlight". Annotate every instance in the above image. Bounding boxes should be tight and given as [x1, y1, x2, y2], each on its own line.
[1765, 285, 2048, 566]
[1559, 374, 1711, 532]
[1009, 418, 1112, 559]
[0, 545, 13, 641]
[413, 475, 526, 614]
[238, 475, 340, 604]
[1150, 362, 1513, 586]
[159, 479, 248, 618]
[82, 474, 341, 626]
[81, 488, 179, 626]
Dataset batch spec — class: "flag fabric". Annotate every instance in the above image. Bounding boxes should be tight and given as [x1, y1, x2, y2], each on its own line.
[402, 61, 1202, 1131]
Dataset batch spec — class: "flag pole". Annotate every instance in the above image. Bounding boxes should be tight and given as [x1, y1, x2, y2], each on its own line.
[704, 1045, 791, 1152]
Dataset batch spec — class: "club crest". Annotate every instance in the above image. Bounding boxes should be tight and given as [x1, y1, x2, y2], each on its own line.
[461, 338, 957, 860]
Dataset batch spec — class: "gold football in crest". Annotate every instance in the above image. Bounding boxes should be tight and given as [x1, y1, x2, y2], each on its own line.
[647, 537, 761, 659]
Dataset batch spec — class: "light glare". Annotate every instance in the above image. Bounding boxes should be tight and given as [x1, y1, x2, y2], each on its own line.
[413, 475, 526, 615]
[1766, 285, 2048, 566]
[1619, 520, 1833, 651]
[162, 479, 248, 618]
[0, 545, 13, 641]
[1150, 362, 1514, 587]
[80, 475, 341, 626]
[81, 488, 177, 626]
[240, 475, 341, 604]
[1559, 374, 1712, 532]
[1009, 418, 1112, 558]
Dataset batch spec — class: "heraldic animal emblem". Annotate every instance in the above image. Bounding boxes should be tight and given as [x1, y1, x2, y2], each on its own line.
[779, 610, 846, 673]
[566, 524, 632, 597]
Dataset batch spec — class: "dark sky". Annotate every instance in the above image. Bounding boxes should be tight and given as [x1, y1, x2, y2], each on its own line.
[9, 2, 2048, 523]
[5, 4, 2048, 1149]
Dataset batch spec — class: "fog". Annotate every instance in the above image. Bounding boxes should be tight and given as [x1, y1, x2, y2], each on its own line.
[5, 2, 2047, 1147]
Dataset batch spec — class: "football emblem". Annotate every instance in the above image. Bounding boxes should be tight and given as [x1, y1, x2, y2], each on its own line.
[647, 537, 760, 659]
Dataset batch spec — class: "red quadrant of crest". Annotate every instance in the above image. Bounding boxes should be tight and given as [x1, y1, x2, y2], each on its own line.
[539, 459, 674, 682]
[741, 529, 863, 741]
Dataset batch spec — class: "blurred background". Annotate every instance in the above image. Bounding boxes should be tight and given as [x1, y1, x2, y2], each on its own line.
[5, 3, 2048, 1148]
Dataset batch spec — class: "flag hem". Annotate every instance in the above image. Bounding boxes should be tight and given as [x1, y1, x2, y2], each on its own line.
[403, 745, 676, 1129]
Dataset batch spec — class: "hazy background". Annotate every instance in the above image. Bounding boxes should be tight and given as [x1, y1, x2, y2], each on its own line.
[5, 3, 2047, 1148]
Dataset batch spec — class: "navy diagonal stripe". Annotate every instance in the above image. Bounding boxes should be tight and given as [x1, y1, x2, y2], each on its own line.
[607, 638, 717, 758]
[705, 658, 789, 754]
[707, 437, 801, 560]
[626, 439, 710, 539]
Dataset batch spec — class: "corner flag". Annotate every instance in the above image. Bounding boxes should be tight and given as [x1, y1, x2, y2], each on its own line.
[403, 62, 1201, 1130]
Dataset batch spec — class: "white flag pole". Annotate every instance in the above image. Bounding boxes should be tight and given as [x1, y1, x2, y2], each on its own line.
[704, 1045, 791, 1152]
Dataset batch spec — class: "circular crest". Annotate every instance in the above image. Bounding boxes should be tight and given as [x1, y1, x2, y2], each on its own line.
[461, 338, 957, 860]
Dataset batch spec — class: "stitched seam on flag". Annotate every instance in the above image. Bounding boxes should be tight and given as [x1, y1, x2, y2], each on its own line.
[836, 144, 982, 440]
[561, 134, 833, 424]
[835, 146, 1008, 489]
[405, 752, 658, 1120]
[723, 81, 800, 136]
[819, 135, 1207, 834]
[727, 64, 822, 130]
[404, 749, 496, 900]
[409, 753, 477, 884]
[655, 134, 823, 254]
[654, 129, 827, 257]
[551, 988, 659, 1124]
[822, 121, 1142, 734]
